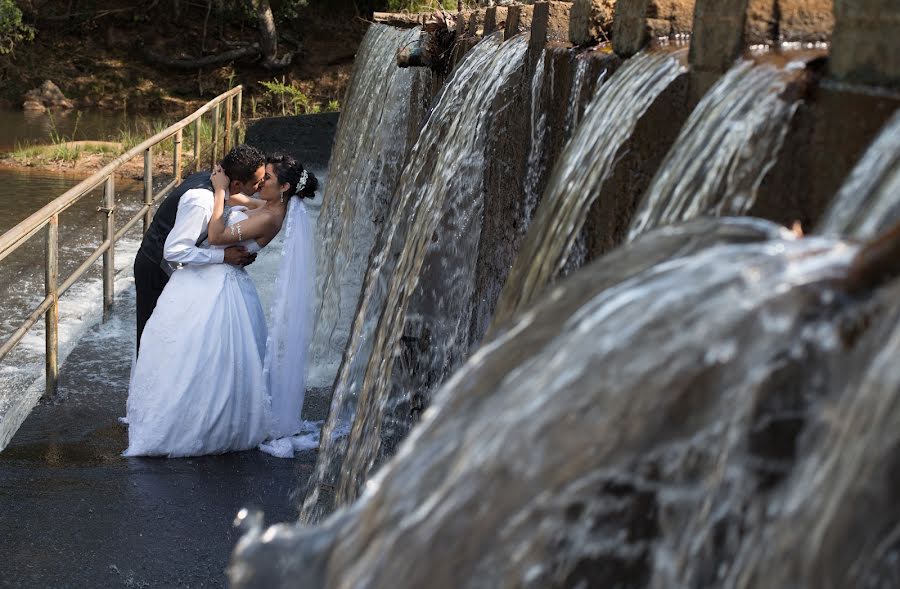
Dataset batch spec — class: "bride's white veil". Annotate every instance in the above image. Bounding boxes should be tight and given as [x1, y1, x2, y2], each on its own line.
[263, 196, 315, 440]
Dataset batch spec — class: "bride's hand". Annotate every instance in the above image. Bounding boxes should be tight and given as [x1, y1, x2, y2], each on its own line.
[211, 165, 230, 192]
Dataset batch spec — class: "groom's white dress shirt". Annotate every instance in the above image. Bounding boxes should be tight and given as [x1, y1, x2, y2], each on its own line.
[163, 188, 226, 266]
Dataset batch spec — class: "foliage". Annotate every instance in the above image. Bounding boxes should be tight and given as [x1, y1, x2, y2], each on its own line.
[0, 0, 33, 55]
[259, 77, 338, 116]
[381, 0, 480, 11]
[276, 0, 310, 20]
[384, 0, 441, 12]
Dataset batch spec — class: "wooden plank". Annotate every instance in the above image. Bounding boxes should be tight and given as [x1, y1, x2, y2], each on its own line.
[373, 12, 427, 28]
[224, 95, 233, 153]
[194, 117, 202, 173]
[211, 103, 220, 168]
[143, 148, 153, 233]
[43, 216, 58, 400]
[102, 176, 116, 316]
[174, 128, 183, 184]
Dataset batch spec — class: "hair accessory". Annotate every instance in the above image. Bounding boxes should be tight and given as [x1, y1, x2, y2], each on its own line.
[295, 169, 309, 194]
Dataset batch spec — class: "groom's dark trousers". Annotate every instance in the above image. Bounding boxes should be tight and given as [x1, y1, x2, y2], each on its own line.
[134, 172, 212, 353]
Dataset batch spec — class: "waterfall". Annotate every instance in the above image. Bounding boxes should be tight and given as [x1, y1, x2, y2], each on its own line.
[627, 59, 801, 240]
[490, 49, 686, 331]
[307, 25, 433, 389]
[521, 49, 549, 224]
[565, 55, 592, 134]
[299, 33, 529, 523]
[232, 217, 900, 589]
[523, 49, 610, 233]
[720, 307, 900, 588]
[817, 109, 900, 238]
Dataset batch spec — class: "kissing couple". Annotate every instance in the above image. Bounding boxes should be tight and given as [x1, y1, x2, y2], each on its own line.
[124, 144, 318, 459]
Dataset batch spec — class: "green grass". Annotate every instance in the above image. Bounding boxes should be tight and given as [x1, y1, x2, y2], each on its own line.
[1, 107, 247, 172]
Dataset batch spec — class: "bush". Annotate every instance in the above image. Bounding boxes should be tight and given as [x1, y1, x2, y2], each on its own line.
[0, 0, 33, 55]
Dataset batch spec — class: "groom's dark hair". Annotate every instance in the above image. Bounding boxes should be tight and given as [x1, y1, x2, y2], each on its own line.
[221, 144, 265, 183]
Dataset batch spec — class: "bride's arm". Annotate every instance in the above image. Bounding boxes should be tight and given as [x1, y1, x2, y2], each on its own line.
[208, 166, 279, 246]
[226, 192, 264, 210]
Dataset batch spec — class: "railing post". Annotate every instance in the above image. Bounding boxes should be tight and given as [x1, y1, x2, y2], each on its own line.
[143, 148, 153, 233]
[236, 89, 242, 141]
[211, 103, 220, 168]
[174, 129, 183, 184]
[194, 116, 202, 173]
[43, 215, 58, 400]
[224, 96, 233, 153]
[102, 176, 116, 317]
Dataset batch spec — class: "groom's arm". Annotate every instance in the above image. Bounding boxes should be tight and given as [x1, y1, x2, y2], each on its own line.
[163, 189, 226, 266]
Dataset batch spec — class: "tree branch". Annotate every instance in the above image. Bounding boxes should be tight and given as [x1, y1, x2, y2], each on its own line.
[143, 45, 261, 70]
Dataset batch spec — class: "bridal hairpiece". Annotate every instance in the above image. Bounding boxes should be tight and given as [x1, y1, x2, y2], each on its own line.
[295, 169, 309, 194]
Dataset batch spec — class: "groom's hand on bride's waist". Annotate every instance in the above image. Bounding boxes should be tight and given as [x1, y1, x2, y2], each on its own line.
[224, 246, 256, 267]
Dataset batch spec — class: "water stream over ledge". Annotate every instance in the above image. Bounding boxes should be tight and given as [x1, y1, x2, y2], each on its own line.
[233, 218, 900, 588]
[301, 32, 529, 523]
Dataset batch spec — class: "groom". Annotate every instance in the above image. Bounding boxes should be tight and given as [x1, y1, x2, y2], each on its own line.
[133, 144, 266, 352]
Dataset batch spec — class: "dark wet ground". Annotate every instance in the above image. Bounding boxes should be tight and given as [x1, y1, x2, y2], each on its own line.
[0, 112, 338, 588]
[0, 284, 330, 588]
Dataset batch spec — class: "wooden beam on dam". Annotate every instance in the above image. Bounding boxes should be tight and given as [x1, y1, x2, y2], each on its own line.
[830, 0, 900, 90]
[569, 0, 616, 46]
[807, 0, 900, 224]
[505, 5, 535, 40]
[689, 0, 834, 98]
[484, 7, 508, 36]
[612, 0, 695, 57]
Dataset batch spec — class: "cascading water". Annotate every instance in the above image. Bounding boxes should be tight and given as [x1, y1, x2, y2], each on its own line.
[817, 109, 900, 239]
[300, 33, 529, 523]
[627, 59, 802, 240]
[232, 216, 900, 588]
[490, 49, 686, 331]
[521, 49, 549, 224]
[307, 25, 433, 389]
[523, 49, 611, 234]
[720, 301, 900, 588]
[565, 55, 593, 134]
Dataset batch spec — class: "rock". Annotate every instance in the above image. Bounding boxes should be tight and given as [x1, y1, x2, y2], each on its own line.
[22, 100, 46, 112]
[22, 80, 74, 111]
[569, 0, 615, 46]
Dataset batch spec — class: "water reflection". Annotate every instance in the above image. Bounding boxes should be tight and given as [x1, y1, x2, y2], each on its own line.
[0, 108, 161, 152]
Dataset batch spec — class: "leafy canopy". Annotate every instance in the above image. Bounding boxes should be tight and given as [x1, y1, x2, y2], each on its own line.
[0, 0, 33, 55]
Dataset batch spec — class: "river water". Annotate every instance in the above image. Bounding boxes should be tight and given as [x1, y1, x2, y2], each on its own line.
[0, 109, 149, 439]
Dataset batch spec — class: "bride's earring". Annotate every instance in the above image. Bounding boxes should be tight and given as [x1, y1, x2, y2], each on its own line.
[280, 191, 285, 203]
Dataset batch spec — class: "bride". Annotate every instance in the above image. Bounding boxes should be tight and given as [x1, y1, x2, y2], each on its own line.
[124, 154, 317, 457]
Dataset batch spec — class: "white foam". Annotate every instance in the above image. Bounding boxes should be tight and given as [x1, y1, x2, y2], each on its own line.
[0, 230, 142, 449]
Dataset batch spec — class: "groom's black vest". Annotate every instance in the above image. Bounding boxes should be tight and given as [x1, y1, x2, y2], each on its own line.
[138, 172, 213, 265]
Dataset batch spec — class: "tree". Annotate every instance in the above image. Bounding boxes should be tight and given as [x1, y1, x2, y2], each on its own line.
[0, 0, 33, 55]
[249, 0, 293, 69]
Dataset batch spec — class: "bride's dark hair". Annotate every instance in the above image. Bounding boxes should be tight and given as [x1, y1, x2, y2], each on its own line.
[267, 153, 318, 200]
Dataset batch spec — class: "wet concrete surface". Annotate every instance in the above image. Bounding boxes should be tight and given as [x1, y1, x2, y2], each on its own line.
[0, 283, 330, 588]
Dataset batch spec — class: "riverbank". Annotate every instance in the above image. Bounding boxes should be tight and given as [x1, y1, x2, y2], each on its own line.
[0, 140, 187, 180]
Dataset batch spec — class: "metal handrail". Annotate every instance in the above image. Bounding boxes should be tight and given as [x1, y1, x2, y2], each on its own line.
[0, 85, 243, 399]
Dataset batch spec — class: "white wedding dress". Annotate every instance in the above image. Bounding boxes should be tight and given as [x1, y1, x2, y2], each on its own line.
[124, 208, 270, 457]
